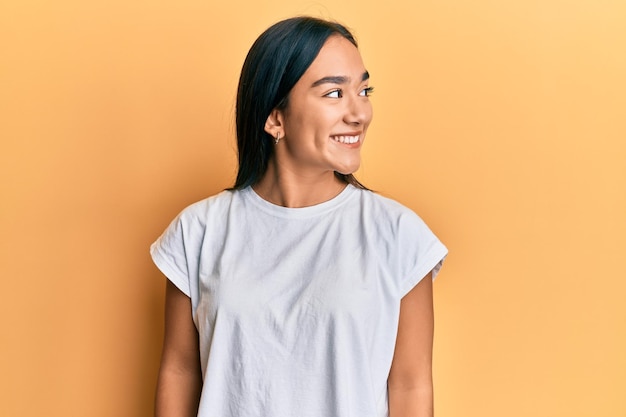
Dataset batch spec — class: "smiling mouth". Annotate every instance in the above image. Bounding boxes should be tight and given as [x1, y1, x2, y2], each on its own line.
[330, 135, 360, 144]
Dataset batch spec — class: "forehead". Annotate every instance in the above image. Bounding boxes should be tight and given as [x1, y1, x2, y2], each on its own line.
[300, 35, 366, 81]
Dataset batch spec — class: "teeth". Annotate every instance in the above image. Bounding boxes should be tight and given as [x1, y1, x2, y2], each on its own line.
[331, 135, 359, 144]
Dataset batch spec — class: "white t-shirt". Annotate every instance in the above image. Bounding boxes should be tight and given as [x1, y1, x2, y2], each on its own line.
[151, 185, 447, 417]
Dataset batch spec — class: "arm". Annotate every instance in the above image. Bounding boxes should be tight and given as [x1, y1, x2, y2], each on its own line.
[155, 280, 203, 417]
[388, 272, 435, 417]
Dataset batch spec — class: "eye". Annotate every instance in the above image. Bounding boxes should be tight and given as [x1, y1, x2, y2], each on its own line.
[359, 86, 375, 97]
[324, 89, 343, 99]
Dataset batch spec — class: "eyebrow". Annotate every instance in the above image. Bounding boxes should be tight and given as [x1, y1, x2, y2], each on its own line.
[310, 71, 370, 88]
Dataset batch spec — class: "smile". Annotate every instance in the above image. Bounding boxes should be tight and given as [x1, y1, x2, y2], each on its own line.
[330, 135, 360, 144]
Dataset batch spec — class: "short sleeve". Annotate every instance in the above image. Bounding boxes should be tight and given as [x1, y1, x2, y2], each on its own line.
[150, 214, 192, 297]
[397, 210, 448, 297]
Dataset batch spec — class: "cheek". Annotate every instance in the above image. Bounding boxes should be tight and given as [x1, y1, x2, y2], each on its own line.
[287, 112, 334, 140]
[364, 103, 374, 125]
[282, 116, 322, 153]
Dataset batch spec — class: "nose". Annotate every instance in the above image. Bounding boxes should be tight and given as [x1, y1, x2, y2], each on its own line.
[344, 94, 372, 126]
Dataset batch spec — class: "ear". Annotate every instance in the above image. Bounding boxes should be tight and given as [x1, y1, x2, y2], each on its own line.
[264, 108, 284, 138]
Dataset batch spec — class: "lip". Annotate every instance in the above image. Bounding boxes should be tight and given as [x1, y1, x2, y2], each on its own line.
[331, 131, 362, 137]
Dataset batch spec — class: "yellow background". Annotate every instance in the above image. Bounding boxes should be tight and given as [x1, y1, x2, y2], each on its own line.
[1, 0, 624, 416]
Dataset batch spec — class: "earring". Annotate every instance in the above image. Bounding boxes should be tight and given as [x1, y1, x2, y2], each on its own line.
[274, 132, 281, 145]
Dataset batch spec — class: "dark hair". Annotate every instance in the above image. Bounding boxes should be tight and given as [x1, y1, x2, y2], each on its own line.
[232, 16, 368, 190]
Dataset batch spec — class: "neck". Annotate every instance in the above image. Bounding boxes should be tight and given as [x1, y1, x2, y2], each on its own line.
[252, 159, 347, 208]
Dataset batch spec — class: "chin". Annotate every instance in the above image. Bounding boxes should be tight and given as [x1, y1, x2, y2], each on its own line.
[334, 162, 361, 175]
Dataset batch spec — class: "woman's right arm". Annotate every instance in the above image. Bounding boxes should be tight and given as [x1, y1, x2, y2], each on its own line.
[155, 279, 203, 417]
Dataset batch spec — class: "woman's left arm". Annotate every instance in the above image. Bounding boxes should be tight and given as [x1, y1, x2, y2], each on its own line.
[388, 272, 435, 417]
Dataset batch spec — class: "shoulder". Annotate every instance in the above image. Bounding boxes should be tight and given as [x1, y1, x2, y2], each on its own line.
[174, 188, 240, 226]
[153, 189, 243, 255]
[355, 188, 426, 229]
[354, 189, 444, 260]
[355, 189, 447, 286]
[362, 190, 414, 213]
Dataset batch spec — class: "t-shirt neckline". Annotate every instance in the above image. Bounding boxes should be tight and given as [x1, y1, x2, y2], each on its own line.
[242, 184, 357, 219]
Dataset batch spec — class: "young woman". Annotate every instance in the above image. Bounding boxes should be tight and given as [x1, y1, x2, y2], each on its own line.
[151, 16, 447, 417]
